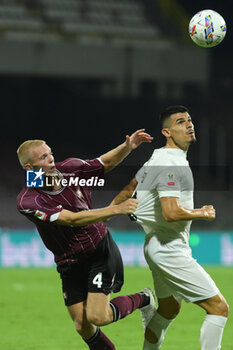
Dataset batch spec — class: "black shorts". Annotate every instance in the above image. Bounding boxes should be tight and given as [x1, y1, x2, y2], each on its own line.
[58, 232, 124, 306]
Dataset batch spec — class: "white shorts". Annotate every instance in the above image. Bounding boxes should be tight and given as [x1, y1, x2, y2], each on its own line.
[144, 235, 219, 303]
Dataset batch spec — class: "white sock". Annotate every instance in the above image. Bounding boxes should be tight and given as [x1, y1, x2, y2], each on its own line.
[143, 311, 173, 350]
[200, 314, 227, 350]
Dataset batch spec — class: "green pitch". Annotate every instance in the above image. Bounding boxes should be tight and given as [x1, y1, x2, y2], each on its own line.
[0, 267, 232, 350]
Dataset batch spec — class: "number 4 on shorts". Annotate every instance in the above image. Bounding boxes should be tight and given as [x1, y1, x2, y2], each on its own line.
[93, 272, 103, 288]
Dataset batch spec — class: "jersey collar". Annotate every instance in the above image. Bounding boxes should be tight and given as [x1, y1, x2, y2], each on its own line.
[37, 169, 66, 195]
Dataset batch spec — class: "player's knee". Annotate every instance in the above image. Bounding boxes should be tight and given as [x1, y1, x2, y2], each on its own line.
[218, 299, 229, 317]
[199, 294, 230, 317]
[74, 319, 86, 335]
[212, 294, 229, 317]
[74, 318, 95, 337]
[86, 310, 106, 327]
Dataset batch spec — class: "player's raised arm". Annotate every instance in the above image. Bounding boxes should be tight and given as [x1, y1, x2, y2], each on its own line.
[55, 198, 138, 226]
[110, 177, 138, 206]
[100, 129, 153, 173]
[160, 197, 216, 222]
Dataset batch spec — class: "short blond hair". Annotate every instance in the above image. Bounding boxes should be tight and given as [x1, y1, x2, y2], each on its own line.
[17, 140, 46, 168]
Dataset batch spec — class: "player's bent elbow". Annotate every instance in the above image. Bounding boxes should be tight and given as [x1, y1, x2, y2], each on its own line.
[162, 212, 176, 222]
[164, 216, 175, 222]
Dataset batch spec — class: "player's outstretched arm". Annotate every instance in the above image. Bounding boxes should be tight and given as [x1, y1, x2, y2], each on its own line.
[110, 177, 138, 205]
[55, 198, 138, 227]
[100, 129, 153, 173]
[160, 197, 216, 222]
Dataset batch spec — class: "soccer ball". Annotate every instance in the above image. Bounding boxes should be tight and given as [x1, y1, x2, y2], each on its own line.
[189, 9, 226, 48]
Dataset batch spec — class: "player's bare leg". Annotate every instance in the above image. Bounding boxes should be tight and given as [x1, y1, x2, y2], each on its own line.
[143, 295, 181, 350]
[195, 293, 229, 350]
[87, 290, 151, 326]
[67, 299, 115, 349]
[86, 293, 113, 326]
[67, 301, 96, 339]
[66, 290, 152, 349]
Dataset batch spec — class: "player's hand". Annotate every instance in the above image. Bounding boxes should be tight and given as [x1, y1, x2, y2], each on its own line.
[117, 198, 138, 215]
[201, 205, 216, 221]
[125, 129, 153, 150]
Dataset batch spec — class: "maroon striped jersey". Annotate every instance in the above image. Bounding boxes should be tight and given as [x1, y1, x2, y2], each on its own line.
[17, 158, 108, 267]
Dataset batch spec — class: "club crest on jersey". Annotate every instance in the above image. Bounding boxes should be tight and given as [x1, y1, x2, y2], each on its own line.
[167, 173, 175, 186]
[34, 210, 48, 221]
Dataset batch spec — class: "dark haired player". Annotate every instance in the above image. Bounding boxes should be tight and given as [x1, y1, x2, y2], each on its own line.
[17, 130, 155, 350]
[111, 106, 229, 350]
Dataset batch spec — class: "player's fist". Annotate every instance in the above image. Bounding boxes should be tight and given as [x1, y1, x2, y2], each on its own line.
[117, 198, 138, 215]
[201, 205, 216, 221]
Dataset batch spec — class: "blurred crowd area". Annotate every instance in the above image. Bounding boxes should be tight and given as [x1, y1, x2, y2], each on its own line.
[0, 0, 232, 230]
[0, 0, 181, 45]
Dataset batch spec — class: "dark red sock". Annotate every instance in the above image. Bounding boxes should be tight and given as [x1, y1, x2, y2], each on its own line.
[110, 293, 143, 321]
[85, 328, 115, 350]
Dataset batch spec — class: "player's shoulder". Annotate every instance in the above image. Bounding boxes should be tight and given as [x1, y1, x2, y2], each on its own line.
[152, 148, 187, 165]
[149, 148, 174, 165]
[56, 157, 102, 173]
[56, 157, 85, 168]
[17, 187, 36, 200]
[17, 187, 39, 210]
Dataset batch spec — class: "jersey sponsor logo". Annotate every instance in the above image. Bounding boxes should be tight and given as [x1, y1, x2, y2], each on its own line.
[167, 173, 175, 186]
[26, 168, 44, 188]
[34, 210, 48, 221]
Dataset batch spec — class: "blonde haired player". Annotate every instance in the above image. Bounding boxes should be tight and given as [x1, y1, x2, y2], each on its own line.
[111, 106, 229, 350]
[17, 131, 156, 350]
[17, 140, 46, 167]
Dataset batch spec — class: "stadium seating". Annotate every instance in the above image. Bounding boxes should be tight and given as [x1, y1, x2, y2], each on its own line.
[0, 0, 161, 45]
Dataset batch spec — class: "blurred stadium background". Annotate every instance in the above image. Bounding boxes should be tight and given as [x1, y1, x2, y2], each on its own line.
[0, 0, 233, 349]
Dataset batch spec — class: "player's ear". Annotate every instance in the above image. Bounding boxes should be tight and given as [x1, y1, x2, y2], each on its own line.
[24, 163, 33, 171]
[161, 128, 171, 138]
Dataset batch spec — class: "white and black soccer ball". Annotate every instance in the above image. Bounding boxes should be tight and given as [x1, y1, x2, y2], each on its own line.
[189, 9, 227, 48]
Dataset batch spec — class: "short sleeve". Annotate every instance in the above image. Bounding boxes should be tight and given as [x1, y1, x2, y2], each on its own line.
[82, 158, 105, 178]
[155, 166, 181, 198]
[18, 194, 63, 223]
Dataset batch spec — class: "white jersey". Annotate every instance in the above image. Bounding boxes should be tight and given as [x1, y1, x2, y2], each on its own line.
[134, 147, 194, 244]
